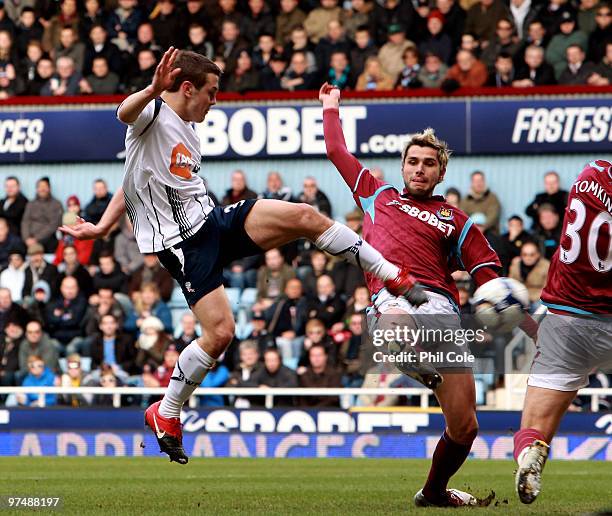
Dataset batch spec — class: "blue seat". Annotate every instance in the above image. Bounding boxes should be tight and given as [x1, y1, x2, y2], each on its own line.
[225, 287, 241, 314]
[240, 288, 258, 310]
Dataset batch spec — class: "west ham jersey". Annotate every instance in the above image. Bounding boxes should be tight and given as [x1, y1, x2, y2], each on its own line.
[541, 160, 612, 315]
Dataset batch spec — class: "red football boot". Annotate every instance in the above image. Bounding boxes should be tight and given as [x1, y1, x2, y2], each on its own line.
[384, 268, 429, 307]
[144, 400, 188, 464]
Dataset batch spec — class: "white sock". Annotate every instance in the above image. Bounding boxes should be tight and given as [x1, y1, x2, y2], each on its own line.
[315, 221, 399, 280]
[159, 341, 215, 418]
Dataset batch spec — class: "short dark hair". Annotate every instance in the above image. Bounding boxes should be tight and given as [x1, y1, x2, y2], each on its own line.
[5, 176, 19, 184]
[471, 170, 485, 179]
[167, 50, 222, 92]
[508, 214, 523, 224]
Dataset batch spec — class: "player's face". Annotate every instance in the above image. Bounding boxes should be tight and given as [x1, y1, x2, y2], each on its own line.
[189, 73, 219, 123]
[402, 145, 443, 197]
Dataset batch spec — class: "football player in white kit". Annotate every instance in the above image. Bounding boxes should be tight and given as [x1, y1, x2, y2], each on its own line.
[61, 48, 426, 463]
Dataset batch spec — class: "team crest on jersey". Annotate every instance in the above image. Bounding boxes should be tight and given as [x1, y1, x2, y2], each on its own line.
[436, 207, 454, 220]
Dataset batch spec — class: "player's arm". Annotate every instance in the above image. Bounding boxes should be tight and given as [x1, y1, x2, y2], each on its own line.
[117, 46, 181, 124]
[59, 187, 126, 240]
[319, 83, 377, 198]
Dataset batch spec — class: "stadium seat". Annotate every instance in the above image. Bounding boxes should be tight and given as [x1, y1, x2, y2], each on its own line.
[169, 284, 188, 309]
[240, 288, 257, 310]
[225, 287, 241, 314]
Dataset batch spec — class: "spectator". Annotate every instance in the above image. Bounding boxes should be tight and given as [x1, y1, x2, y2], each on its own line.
[532, 203, 562, 260]
[546, 9, 589, 79]
[134, 315, 171, 369]
[46, 276, 87, 346]
[221, 170, 258, 206]
[21, 53, 54, 95]
[253, 248, 295, 312]
[515, 20, 549, 65]
[93, 252, 128, 294]
[349, 25, 377, 83]
[370, 0, 416, 46]
[80, 0, 105, 43]
[227, 339, 261, 407]
[128, 253, 174, 302]
[558, 43, 597, 84]
[443, 48, 488, 88]
[179, 0, 208, 38]
[266, 277, 309, 341]
[588, 41, 612, 86]
[344, 285, 371, 317]
[90, 313, 137, 374]
[18, 320, 59, 375]
[304, 0, 342, 45]
[306, 274, 346, 327]
[22, 243, 59, 299]
[42, 0, 80, 52]
[587, 4, 611, 63]
[509, 0, 539, 41]
[59, 353, 88, 406]
[40, 55, 81, 95]
[275, 0, 306, 45]
[417, 51, 448, 87]
[297, 176, 333, 217]
[20, 40, 42, 87]
[80, 56, 120, 94]
[126, 48, 157, 93]
[343, 0, 371, 40]
[106, 0, 143, 50]
[301, 249, 329, 296]
[525, 171, 568, 228]
[464, 0, 511, 43]
[150, 343, 179, 387]
[259, 171, 293, 202]
[225, 49, 260, 93]
[132, 21, 162, 56]
[186, 23, 214, 59]
[174, 312, 199, 352]
[436, 0, 466, 48]
[395, 46, 421, 88]
[355, 55, 395, 91]
[460, 31, 482, 57]
[315, 19, 352, 73]
[577, 0, 599, 35]
[17, 354, 57, 406]
[0, 250, 26, 302]
[56, 244, 94, 298]
[55, 212, 95, 267]
[216, 19, 249, 76]
[125, 282, 172, 335]
[298, 317, 337, 369]
[445, 187, 461, 207]
[82, 287, 126, 336]
[339, 312, 365, 387]
[114, 215, 143, 276]
[90, 365, 122, 406]
[331, 244, 365, 299]
[480, 18, 520, 70]
[512, 44, 556, 86]
[251, 347, 297, 403]
[0, 217, 24, 269]
[260, 51, 288, 89]
[0, 176, 27, 237]
[151, 0, 182, 51]
[486, 51, 515, 86]
[419, 10, 453, 65]
[23, 280, 51, 326]
[22, 177, 62, 252]
[15, 7, 43, 58]
[377, 24, 415, 82]
[539, 0, 577, 39]
[460, 171, 501, 233]
[252, 32, 275, 70]
[281, 50, 318, 90]
[500, 215, 532, 274]
[200, 361, 230, 406]
[240, 0, 275, 46]
[82, 179, 112, 224]
[54, 26, 85, 73]
[282, 26, 316, 71]
[298, 344, 342, 406]
[325, 50, 352, 89]
[0, 321, 25, 387]
[509, 241, 550, 307]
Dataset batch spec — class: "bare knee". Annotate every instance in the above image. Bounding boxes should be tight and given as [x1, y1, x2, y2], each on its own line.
[201, 319, 235, 356]
[448, 415, 479, 445]
[293, 203, 329, 238]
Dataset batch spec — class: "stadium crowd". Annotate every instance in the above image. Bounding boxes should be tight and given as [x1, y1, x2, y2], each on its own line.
[0, 169, 609, 410]
[0, 0, 610, 98]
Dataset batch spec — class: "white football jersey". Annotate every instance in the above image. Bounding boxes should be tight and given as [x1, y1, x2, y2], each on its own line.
[120, 98, 214, 253]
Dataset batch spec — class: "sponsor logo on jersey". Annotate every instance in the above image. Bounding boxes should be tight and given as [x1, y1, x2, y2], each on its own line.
[436, 207, 454, 220]
[170, 143, 197, 179]
[386, 201, 455, 236]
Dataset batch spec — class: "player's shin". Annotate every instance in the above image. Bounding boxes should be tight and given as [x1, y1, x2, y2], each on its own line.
[158, 341, 215, 418]
[314, 221, 399, 279]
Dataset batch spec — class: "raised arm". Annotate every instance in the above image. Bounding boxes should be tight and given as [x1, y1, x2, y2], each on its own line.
[59, 187, 126, 240]
[319, 83, 367, 192]
[117, 47, 181, 124]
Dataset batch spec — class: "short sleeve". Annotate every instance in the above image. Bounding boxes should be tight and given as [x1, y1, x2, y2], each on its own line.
[118, 98, 156, 135]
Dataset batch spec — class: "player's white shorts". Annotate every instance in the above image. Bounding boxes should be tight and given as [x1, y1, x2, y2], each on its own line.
[529, 312, 612, 391]
[367, 289, 472, 369]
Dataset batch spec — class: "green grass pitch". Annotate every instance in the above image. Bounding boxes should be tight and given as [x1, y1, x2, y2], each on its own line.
[0, 458, 611, 515]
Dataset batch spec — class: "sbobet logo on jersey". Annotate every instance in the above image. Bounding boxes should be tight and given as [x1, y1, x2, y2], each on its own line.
[0, 118, 44, 154]
[512, 106, 612, 145]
